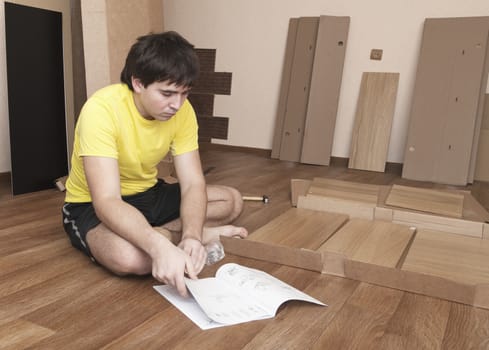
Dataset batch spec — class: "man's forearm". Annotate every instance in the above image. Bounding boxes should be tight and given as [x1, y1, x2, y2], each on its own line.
[179, 183, 207, 242]
[94, 198, 172, 255]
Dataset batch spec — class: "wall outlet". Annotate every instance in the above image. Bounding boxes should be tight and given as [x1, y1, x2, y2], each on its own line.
[370, 49, 383, 60]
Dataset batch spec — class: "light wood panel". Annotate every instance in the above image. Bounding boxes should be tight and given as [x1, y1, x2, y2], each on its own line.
[348, 72, 400, 172]
[318, 219, 414, 267]
[298, 194, 375, 220]
[300, 15, 349, 166]
[402, 17, 489, 185]
[386, 184, 464, 218]
[402, 229, 489, 285]
[271, 18, 298, 159]
[307, 177, 380, 204]
[279, 17, 319, 162]
[392, 210, 483, 238]
[248, 208, 348, 250]
[0, 319, 55, 350]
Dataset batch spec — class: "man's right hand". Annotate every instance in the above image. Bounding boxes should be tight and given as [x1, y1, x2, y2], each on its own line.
[150, 239, 198, 297]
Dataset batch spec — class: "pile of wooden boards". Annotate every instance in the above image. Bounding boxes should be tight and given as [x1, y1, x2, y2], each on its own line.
[272, 15, 489, 185]
[222, 178, 489, 309]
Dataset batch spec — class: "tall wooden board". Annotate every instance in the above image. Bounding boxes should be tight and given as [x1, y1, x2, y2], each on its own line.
[271, 18, 298, 159]
[300, 16, 350, 165]
[475, 94, 489, 181]
[348, 72, 399, 172]
[279, 17, 319, 162]
[402, 17, 489, 185]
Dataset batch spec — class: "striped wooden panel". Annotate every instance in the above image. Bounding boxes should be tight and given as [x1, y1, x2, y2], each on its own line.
[192, 71, 232, 95]
[195, 48, 216, 71]
[348, 72, 399, 172]
[188, 93, 214, 115]
[197, 116, 228, 140]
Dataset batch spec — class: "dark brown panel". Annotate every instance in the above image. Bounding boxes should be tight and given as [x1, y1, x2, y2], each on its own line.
[70, 0, 86, 122]
[192, 72, 232, 95]
[197, 116, 229, 140]
[195, 48, 216, 71]
[188, 93, 214, 115]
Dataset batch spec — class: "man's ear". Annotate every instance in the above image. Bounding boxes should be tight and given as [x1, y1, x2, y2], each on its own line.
[132, 77, 144, 92]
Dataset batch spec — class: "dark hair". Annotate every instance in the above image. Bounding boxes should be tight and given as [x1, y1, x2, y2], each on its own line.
[120, 31, 199, 90]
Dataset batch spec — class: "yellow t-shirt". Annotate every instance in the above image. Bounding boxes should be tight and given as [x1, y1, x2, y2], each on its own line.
[65, 84, 198, 203]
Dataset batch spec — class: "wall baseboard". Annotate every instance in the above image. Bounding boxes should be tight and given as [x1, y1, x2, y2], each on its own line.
[200, 143, 403, 175]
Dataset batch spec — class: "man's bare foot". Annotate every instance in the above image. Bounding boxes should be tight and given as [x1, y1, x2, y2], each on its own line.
[202, 225, 248, 245]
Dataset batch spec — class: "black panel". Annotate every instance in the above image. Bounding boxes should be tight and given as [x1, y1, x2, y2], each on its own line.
[5, 2, 68, 195]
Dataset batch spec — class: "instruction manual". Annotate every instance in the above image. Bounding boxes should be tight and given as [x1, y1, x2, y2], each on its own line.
[154, 263, 326, 330]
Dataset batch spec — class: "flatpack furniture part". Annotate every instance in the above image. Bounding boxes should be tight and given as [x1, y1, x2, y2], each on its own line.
[385, 184, 464, 218]
[307, 177, 380, 204]
[272, 16, 349, 164]
[348, 72, 400, 172]
[291, 177, 489, 236]
[278, 17, 319, 162]
[222, 206, 489, 310]
[271, 18, 298, 159]
[188, 48, 231, 142]
[402, 17, 489, 185]
[300, 16, 350, 166]
[475, 94, 489, 181]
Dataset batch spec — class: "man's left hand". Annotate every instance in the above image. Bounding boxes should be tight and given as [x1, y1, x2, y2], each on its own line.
[178, 237, 207, 275]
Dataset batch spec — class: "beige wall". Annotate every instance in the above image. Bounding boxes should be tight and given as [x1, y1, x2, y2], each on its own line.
[0, 0, 75, 172]
[162, 0, 489, 162]
[82, 0, 164, 97]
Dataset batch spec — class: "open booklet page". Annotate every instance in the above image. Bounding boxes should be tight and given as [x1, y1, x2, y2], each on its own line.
[154, 263, 326, 330]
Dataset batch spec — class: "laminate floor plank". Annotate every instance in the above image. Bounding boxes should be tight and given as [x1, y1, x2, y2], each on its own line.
[441, 302, 489, 349]
[311, 283, 404, 349]
[376, 293, 451, 349]
[0, 319, 55, 350]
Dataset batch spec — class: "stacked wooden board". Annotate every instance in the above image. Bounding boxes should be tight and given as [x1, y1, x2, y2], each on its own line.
[222, 178, 489, 309]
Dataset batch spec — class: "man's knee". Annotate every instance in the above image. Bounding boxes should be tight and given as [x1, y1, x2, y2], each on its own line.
[227, 186, 244, 220]
[107, 249, 151, 276]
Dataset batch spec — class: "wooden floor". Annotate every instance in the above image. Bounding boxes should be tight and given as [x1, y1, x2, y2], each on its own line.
[2, 144, 489, 349]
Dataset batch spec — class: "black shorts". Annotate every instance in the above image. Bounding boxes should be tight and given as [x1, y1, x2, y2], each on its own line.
[62, 179, 181, 260]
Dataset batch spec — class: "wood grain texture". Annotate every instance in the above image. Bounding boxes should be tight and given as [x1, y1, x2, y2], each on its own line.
[2, 145, 489, 348]
[298, 194, 375, 220]
[392, 210, 483, 238]
[248, 208, 348, 250]
[402, 229, 489, 285]
[307, 177, 380, 204]
[348, 72, 400, 172]
[386, 184, 464, 218]
[312, 283, 403, 349]
[318, 219, 414, 267]
[377, 293, 451, 349]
